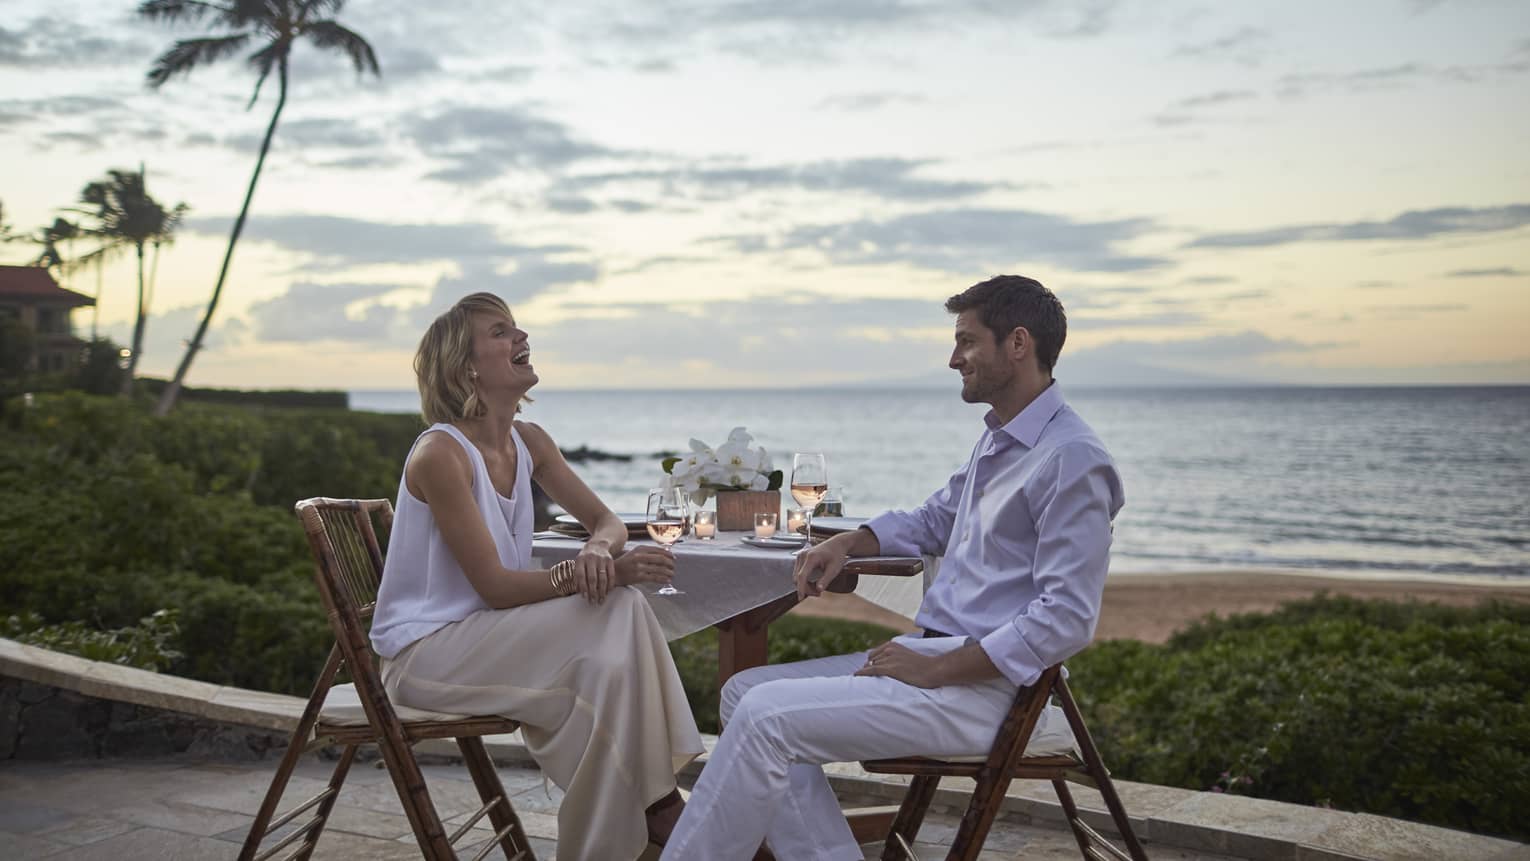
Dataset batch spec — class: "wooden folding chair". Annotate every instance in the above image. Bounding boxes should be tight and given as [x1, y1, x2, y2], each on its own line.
[239, 497, 536, 861]
[855, 665, 1148, 861]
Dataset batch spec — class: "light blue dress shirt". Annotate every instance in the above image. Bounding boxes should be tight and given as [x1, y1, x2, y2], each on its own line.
[865, 383, 1124, 687]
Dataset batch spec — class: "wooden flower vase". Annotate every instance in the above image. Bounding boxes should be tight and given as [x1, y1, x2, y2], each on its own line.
[715, 490, 780, 532]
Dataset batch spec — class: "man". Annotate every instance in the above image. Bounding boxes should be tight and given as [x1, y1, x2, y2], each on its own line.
[661, 275, 1125, 861]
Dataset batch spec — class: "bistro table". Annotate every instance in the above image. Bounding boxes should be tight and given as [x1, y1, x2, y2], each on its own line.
[532, 530, 923, 690]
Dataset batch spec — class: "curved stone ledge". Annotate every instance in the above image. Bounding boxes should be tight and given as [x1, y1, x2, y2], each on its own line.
[2, 638, 1523, 861]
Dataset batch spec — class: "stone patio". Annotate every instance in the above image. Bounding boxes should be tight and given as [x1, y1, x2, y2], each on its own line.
[0, 754, 1242, 860]
[4, 637, 1526, 861]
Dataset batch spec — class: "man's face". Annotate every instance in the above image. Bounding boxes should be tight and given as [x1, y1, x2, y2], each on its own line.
[949, 310, 1014, 405]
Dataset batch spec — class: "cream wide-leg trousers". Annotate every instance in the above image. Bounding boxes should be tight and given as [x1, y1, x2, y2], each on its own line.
[382, 586, 704, 861]
[660, 634, 1077, 861]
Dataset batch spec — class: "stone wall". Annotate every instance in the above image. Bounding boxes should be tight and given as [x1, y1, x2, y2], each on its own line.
[0, 676, 290, 762]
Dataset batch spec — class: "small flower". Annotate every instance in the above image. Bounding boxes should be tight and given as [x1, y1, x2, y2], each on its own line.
[662, 425, 783, 503]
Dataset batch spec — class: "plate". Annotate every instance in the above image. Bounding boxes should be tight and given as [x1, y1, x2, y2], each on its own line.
[556, 512, 647, 528]
[741, 535, 808, 550]
[805, 516, 868, 535]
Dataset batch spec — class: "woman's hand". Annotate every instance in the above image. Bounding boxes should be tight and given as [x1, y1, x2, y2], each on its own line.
[614, 545, 677, 588]
[572, 541, 617, 604]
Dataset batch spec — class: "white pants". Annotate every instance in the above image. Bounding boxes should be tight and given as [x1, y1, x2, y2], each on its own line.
[661, 634, 1076, 861]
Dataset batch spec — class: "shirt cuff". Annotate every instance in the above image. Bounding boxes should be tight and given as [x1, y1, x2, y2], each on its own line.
[864, 511, 922, 557]
[978, 623, 1047, 688]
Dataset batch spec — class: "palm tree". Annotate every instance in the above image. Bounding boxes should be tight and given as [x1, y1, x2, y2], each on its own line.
[72, 167, 188, 396]
[138, 0, 380, 416]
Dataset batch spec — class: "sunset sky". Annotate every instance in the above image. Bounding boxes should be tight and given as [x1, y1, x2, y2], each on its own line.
[3, 0, 1527, 390]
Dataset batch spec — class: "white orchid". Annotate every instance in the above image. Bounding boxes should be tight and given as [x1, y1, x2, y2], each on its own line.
[662, 426, 783, 504]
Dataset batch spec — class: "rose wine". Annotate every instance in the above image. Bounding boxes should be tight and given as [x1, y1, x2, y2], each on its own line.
[647, 520, 685, 545]
[791, 483, 828, 508]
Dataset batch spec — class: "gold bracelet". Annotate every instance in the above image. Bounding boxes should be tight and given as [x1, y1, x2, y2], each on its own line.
[549, 560, 577, 596]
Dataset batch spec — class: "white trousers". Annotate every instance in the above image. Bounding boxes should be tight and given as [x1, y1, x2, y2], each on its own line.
[661, 634, 1076, 861]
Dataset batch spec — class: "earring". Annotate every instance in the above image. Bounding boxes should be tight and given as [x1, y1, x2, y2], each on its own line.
[469, 368, 479, 379]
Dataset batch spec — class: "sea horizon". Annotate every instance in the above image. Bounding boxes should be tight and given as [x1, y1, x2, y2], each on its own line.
[349, 385, 1530, 584]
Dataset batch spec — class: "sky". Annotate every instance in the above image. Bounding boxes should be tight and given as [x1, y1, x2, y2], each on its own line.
[2, 0, 1528, 391]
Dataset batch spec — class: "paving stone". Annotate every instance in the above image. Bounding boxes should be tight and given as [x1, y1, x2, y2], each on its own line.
[319, 803, 415, 841]
[96, 800, 255, 838]
[0, 828, 70, 858]
[0, 799, 77, 833]
[32, 814, 138, 847]
[42, 826, 235, 860]
[302, 828, 427, 860]
[1148, 791, 1343, 859]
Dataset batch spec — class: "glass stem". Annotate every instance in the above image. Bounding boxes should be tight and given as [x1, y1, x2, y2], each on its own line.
[805, 511, 813, 545]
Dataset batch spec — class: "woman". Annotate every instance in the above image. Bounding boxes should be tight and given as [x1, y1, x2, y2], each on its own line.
[370, 292, 703, 860]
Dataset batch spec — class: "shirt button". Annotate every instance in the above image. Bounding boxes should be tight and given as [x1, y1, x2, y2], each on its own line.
[963, 532, 971, 541]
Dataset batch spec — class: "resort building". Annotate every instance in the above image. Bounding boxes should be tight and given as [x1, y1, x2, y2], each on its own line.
[0, 264, 95, 375]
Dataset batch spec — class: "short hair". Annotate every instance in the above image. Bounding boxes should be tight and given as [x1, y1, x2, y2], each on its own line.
[414, 292, 527, 425]
[944, 275, 1067, 372]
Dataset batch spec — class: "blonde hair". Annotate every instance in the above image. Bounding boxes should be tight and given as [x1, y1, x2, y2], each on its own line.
[414, 292, 529, 424]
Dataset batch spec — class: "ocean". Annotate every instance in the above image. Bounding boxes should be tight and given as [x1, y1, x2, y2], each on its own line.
[350, 385, 1530, 580]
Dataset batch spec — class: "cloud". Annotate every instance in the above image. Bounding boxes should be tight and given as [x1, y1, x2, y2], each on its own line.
[1180, 275, 1235, 286]
[814, 91, 929, 112]
[1172, 27, 1271, 65]
[1186, 204, 1530, 249]
[247, 282, 403, 342]
[1446, 266, 1526, 278]
[1170, 90, 1258, 110]
[1277, 60, 1530, 98]
[226, 118, 384, 154]
[1082, 329, 1330, 360]
[1153, 88, 1258, 127]
[0, 18, 149, 67]
[556, 157, 1003, 205]
[407, 105, 615, 184]
[0, 95, 125, 119]
[714, 207, 1167, 274]
[182, 213, 578, 267]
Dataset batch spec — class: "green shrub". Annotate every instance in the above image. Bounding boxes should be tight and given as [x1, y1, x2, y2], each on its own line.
[4, 609, 183, 671]
[1070, 595, 1530, 840]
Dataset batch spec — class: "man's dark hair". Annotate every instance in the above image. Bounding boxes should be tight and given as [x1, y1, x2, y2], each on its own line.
[944, 275, 1067, 372]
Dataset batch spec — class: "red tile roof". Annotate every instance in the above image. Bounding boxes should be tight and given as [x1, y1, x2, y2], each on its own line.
[0, 265, 95, 305]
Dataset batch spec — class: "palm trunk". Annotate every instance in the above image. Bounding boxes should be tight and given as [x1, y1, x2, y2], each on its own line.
[153, 57, 288, 417]
[121, 241, 147, 397]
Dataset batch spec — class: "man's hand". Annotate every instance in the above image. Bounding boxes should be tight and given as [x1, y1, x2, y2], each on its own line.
[792, 533, 852, 599]
[854, 641, 945, 688]
[792, 525, 880, 599]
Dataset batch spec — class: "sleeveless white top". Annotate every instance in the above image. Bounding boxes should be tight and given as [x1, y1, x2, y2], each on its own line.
[370, 422, 534, 659]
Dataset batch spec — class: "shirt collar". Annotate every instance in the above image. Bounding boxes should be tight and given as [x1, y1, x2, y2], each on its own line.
[984, 381, 1065, 448]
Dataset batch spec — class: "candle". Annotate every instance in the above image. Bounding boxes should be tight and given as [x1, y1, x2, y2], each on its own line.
[786, 507, 807, 535]
[753, 511, 778, 538]
[693, 510, 716, 539]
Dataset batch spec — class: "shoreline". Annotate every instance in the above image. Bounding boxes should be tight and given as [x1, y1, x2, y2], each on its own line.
[788, 568, 1530, 644]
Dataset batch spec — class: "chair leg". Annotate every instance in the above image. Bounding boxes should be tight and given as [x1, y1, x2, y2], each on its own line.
[457, 736, 535, 860]
[944, 772, 1013, 861]
[376, 732, 456, 859]
[1055, 679, 1149, 861]
[1053, 777, 1096, 859]
[881, 775, 940, 861]
[239, 646, 345, 861]
[292, 744, 358, 861]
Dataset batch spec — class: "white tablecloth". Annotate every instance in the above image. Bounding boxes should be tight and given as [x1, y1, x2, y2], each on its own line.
[532, 533, 804, 640]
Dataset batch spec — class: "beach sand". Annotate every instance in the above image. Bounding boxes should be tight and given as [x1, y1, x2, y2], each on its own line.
[787, 571, 1530, 643]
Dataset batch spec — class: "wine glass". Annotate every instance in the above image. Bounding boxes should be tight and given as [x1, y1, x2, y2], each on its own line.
[790, 452, 828, 545]
[646, 486, 687, 596]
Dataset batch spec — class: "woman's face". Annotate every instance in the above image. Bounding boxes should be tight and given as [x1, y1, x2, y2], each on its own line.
[469, 310, 537, 395]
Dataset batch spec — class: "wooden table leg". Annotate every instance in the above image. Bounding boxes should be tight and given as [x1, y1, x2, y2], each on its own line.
[712, 592, 801, 691]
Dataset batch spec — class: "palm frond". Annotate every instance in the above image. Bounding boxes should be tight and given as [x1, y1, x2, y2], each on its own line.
[296, 0, 345, 24]
[243, 41, 287, 108]
[136, 0, 235, 25]
[147, 34, 252, 87]
[302, 19, 379, 76]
